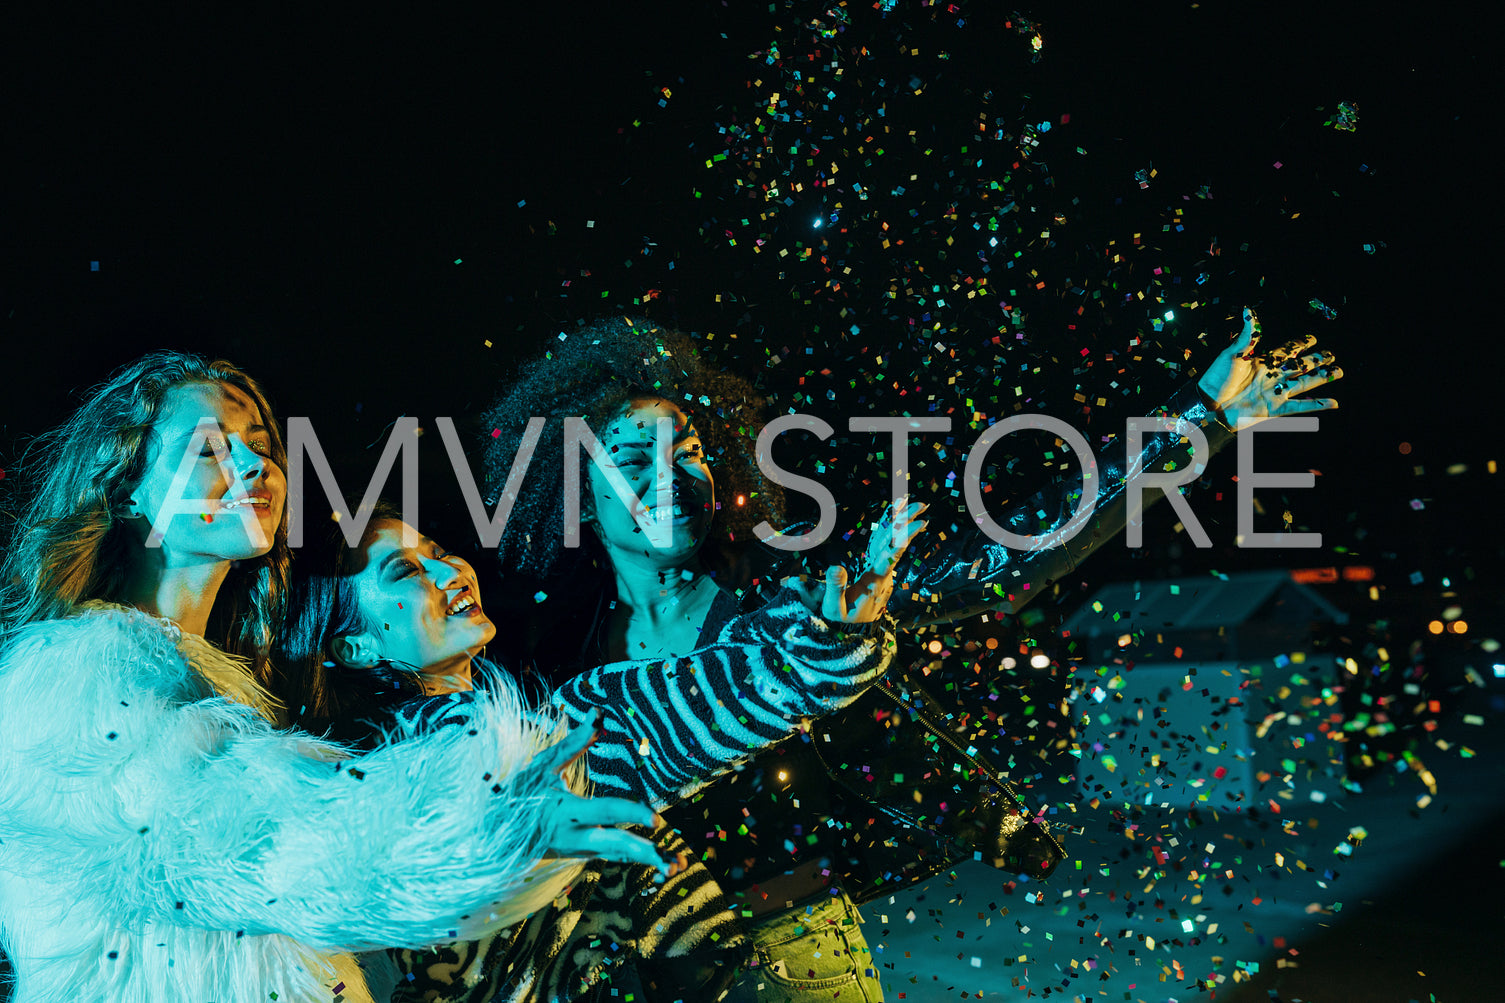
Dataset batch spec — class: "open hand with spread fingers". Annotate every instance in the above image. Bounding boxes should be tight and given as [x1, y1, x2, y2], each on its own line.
[532, 714, 684, 879]
[786, 494, 928, 624]
[1198, 307, 1342, 428]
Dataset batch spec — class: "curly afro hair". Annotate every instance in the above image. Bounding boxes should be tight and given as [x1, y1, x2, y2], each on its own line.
[480, 316, 786, 579]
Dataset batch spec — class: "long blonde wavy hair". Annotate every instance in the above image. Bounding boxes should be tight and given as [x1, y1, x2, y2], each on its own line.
[0, 351, 292, 684]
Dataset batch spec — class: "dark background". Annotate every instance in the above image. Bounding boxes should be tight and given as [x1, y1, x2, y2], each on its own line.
[2, 2, 1497, 570]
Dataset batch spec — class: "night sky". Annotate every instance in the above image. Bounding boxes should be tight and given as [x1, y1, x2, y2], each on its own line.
[2, 3, 1502, 999]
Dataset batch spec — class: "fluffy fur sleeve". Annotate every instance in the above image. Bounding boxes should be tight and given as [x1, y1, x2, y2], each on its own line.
[0, 605, 584, 953]
[553, 587, 896, 808]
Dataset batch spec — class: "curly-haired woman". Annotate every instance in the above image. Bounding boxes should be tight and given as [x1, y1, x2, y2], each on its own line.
[0, 352, 675, 1003]
[476, 312, 1340, 1001]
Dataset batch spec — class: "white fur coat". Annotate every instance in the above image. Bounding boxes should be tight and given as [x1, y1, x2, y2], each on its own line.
[0, 604, 584, 1003]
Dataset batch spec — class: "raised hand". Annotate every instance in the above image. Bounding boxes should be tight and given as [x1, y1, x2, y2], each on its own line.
[1198, 307, 1342, 428]
[787, 494, 927, 624]
[531, 715, 682, 878]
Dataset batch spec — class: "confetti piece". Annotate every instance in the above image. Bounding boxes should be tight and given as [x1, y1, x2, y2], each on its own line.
[1326, 100, 1360, 132]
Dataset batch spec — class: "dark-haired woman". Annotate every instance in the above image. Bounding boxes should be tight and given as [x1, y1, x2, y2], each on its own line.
[479, 310, 1341, 1001]
[271, 499, 915, 1001]
[0, 353, 675, 1003]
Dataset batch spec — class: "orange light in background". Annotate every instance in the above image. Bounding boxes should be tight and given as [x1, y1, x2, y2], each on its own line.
[1451, 621, 1469, 634]
[1292, 566, 1374, 583]
[1428, 621, 1445, 635]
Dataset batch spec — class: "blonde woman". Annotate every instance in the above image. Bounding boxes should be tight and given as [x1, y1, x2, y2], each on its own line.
[0, 352, 672, 1003]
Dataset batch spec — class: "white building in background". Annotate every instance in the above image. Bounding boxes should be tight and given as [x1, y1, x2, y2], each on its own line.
[1062, 570, 1350, 810]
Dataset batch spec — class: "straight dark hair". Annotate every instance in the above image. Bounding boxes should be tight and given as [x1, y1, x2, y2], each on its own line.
[270, 500, 423, 737]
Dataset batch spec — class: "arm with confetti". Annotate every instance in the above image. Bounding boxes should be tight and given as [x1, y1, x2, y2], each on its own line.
[886, 308, 1341, 629]
[0, 604, 659, 973]
[553, 582, 899, 810]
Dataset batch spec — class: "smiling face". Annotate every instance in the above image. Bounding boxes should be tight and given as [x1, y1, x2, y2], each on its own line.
[342, 519, 496, 681]
[585, 397, 716, 567]
[128, 381, 286, 564]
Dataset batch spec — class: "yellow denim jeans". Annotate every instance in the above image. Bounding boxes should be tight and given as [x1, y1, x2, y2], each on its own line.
[723, 886, 883, 1002]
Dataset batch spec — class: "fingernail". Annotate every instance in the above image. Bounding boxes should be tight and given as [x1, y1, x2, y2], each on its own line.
[652, 813, 666, 828]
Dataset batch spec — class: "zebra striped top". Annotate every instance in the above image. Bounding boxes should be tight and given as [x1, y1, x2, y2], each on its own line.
[377, 588, 892, 809]
[376, 588, 895, 1003]
[551, 587, 894, 808]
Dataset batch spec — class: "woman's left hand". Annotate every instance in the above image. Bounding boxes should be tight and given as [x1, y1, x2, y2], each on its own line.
[786, 495, 927, 624]
[1198, 307, 1343, 428]
[532, 715, 685, 878]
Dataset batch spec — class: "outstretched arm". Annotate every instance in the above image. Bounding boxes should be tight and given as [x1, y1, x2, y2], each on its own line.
[885, 308, 1341, 629]
[0, 607, 663, 954]
[554, 501, 919, 808]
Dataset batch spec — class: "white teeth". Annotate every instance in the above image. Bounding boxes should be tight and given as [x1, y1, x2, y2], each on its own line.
[446, 595, 476, 616]
[638, 503, 698, 522]
[220, 498, 268, 510]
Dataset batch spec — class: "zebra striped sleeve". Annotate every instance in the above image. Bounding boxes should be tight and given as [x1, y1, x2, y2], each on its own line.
[552, 588, 895, 808]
